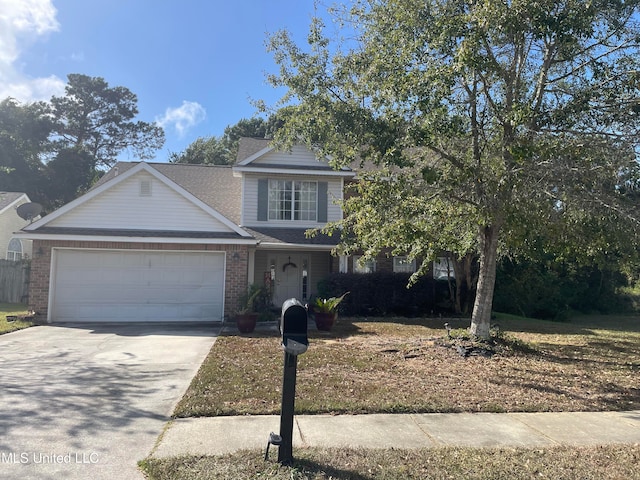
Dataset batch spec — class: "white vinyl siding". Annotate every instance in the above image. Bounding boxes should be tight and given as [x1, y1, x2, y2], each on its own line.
[308, 252, 330, 292]
[50, 249, 225, 323]
[251, 145, 328, 167]
[47, 171, 234, 232]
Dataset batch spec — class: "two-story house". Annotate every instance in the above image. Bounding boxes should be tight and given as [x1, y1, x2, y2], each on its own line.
[16, 138, 356, 324]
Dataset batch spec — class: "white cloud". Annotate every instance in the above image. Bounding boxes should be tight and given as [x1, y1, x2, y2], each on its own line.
[0, 0, 65, 101]
[155, 101, 207, 137]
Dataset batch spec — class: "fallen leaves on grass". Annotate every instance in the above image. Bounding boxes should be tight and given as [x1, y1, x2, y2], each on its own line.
[141, 444, 640, 480]
[174, 316, 640, 417]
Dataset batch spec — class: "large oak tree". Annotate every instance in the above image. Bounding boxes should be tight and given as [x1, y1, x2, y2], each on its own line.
[265, 0, 640, 338]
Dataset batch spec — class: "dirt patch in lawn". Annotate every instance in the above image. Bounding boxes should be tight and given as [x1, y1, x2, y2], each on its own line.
[174, 315, 640, 417]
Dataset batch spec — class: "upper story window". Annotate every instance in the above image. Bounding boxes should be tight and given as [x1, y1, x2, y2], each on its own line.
[268, 180, 317, 221]
[7, 238, 23, 261]
[393, 256, 417, 273]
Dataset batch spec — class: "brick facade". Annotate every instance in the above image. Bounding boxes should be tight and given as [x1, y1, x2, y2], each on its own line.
[30, 239, 249, 323]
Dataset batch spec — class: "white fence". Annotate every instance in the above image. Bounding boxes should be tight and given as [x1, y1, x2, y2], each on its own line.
[0, 260, 30, 304]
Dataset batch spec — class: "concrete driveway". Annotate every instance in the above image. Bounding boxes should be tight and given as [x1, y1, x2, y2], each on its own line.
[0, 323, 218, 480]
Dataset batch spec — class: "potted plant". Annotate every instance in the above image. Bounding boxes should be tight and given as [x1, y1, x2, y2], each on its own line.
[235, 284, 265, 333]
[310, 292, 349, 331]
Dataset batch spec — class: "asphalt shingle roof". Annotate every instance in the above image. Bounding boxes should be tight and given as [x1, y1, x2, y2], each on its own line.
[151, 164, 241, 225]
[244, 227, 340, 246]
[57, 143, 342, 247]
[236, 137, 271, 163]
[0, 192, 26, 211]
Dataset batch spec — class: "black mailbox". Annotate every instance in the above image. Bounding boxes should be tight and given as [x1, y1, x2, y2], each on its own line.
[280, 298, 308, 356]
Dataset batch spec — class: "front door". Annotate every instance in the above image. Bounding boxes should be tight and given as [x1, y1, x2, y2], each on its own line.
[273, 254, 302, 307]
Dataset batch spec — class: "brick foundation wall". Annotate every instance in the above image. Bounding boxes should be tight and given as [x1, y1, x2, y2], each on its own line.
[29, 240, 249, 323]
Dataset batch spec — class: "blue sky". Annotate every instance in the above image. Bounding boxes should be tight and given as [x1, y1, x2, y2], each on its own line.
[0, 0, 325, 161]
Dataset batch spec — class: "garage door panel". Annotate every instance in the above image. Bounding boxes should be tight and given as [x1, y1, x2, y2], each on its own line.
[51, 250, 225, 323]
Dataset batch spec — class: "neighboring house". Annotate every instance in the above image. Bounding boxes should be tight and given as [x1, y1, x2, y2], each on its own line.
[0, 192, 35, 261]
[16, 139, 354, 323]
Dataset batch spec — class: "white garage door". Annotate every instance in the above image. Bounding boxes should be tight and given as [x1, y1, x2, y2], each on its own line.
[51, 249, 225, 322]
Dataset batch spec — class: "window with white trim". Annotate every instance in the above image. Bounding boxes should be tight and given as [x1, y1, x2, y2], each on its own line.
[393, 256, 416, 273]
[7, 238, 22, 261]
[268, 180, 317, 221]
[434, 256, 455, 279]
[353, 255, 376, 273]
[339, 255, 349, 273]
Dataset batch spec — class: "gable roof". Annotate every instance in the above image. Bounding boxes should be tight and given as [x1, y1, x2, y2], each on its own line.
[18, 152, 348, 248]
[23, 163, 252, 241]
[93, 162, 242, 224]
[236, 137, 272, 163]
[234, 137, 354, 177]
[0, 192, 29, 215]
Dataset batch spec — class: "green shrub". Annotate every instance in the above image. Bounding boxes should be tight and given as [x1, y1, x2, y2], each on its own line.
[494, 258, 630, 320]
[317, 272, 446, 316]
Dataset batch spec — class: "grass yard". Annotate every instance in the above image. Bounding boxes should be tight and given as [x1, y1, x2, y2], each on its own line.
[146, 314, 640, 479]
[140, 444, 640, 480]
[174, 314, 640, 417]
[0, 303, 32, 334]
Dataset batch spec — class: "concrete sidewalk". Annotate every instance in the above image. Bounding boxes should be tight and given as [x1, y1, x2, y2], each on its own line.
[151, 411, 640, 458]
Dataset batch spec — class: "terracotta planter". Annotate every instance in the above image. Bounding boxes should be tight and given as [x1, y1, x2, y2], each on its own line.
[236, 313, 258, 333]
[314, 312, 336, 331]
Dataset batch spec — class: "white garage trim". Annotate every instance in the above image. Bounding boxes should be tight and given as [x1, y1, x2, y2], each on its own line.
[48, 248, 226, 323]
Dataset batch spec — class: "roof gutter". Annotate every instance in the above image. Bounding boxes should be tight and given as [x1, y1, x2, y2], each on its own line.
[13, 231, 258, 245]
[256, 242, 335, 251]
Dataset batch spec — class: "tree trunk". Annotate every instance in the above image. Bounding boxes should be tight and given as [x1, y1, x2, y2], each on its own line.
[470, 224, 501, 339]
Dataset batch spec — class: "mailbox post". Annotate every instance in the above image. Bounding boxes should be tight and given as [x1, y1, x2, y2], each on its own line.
[275, 298, 308, 464]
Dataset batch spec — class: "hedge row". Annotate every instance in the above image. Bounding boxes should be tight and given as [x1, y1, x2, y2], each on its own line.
[316, 272, 454, 316]
[493, 259, 631, 320]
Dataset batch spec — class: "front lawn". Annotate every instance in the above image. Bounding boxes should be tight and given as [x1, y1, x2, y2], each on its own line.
[174, 314, 640, 417]
[0, 303, 32, 334]
[147, 314, 640, 479]
[141, 444, 640, 480]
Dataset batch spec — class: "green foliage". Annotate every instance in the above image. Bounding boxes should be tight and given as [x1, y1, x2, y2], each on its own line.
[493, 257, 630, 320]
[237, 284, 272, 314]
[318, 272, 449, 316]
[310, 291, 349, 314]
[170, 116, 280, 165]
[265, 0, 640, 338]
[51, 74, 164, 168]
[0, 303, 32, 334]
[169, 135, 230, 165]
[45, 148, 101, 209]
[0, 98, 53, 201]
[1, 74, 164, 210]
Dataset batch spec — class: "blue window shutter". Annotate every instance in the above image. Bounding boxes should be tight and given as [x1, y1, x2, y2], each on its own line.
[258, 178, 268, 221]
[317, 181, 328, 223]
